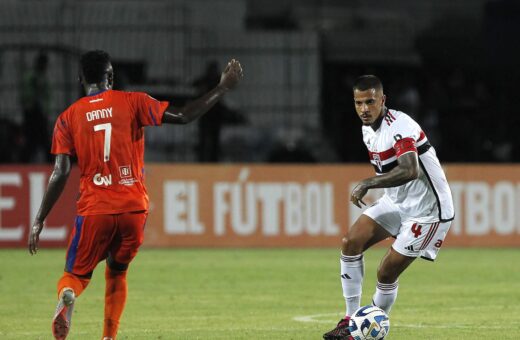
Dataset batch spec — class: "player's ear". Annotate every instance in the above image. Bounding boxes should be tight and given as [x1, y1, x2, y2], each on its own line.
[107, 71, 114, 89]
[381, 94, 386, 105]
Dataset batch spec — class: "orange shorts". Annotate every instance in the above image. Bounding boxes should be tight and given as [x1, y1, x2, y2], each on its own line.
[64, 211, 147, 277]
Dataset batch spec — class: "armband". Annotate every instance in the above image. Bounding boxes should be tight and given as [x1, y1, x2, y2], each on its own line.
[394, 137, 417, 157]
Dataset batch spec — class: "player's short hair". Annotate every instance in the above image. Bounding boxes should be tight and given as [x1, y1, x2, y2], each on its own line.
[353, 75, 383, 92]
[80, 50, 111, 84]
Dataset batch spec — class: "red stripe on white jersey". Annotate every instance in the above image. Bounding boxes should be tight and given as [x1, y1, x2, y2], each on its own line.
[368, 147, 396, 161]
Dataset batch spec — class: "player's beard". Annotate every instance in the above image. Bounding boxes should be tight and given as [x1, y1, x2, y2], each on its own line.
[360, 114, 373, 125]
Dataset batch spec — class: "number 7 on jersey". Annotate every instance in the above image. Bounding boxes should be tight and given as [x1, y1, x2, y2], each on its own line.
[94, 123, 112, 162]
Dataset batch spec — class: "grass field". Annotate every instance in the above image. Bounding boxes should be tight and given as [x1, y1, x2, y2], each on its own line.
[0, 248, 519, 339]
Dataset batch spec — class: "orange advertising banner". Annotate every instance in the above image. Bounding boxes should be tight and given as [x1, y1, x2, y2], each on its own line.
[1, 164, 520, 248]
[143, 164, 520, 248]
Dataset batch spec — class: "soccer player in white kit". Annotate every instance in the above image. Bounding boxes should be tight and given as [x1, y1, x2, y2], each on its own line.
[323, 75, 454, 340]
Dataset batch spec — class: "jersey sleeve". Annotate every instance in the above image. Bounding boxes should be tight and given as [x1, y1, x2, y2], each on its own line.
[129, 92, 169, 127]
[51, 110, 75, 155]
[390, 113, 421, 158]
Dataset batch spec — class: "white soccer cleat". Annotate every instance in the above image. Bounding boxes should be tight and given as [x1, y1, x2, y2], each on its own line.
[52, 288, 75, 340]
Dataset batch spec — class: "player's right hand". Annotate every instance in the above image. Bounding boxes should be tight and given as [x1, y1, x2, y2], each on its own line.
[28, 220, 44, 255]
[219, 59, 243, 90]
[350, 183, 368, 208]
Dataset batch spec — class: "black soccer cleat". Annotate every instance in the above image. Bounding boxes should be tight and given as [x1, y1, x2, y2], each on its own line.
[323, 316, 353, 340]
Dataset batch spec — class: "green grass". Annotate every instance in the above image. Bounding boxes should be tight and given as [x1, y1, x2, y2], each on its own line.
[0, 248, 519, 339]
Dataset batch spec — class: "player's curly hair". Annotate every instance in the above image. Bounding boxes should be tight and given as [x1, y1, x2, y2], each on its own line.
[80, 50, 111, 84]
[353, 75, 383, 92]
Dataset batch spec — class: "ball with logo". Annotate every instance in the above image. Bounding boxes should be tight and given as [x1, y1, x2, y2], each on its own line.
[349, 305, 390, 340]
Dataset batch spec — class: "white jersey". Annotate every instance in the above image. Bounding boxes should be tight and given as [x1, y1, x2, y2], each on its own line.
[362, 109, 454, 223]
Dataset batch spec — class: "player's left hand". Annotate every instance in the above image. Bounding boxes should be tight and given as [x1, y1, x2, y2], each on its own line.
[28, 220, 44, 255]
[350, 183, 368, 208]
[219, 59, 243, 90]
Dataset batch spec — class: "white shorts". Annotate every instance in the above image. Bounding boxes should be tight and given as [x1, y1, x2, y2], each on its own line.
[363, 195, 452, 261]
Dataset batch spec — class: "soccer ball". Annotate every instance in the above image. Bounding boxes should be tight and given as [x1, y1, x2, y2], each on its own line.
[349, 305, 390, 340]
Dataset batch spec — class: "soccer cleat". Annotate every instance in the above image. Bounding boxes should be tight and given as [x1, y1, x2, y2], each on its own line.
[52, 288, 75, 340]
[323, 316, 353, 340]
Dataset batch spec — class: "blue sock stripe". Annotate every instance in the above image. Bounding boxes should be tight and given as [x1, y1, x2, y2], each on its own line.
[65, 215, 84, 272]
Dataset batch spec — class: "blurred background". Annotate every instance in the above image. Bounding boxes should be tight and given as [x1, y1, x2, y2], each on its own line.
[1, 0, 518, 164]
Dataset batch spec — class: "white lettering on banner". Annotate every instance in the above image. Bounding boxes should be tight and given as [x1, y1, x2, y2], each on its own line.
[462, 181, 520, 236]
[29, 173, 67, 241]
[213, 168, 339, 236]
[160, 176, 520, 239]
[493, 182, 515, 235]
[231, 182, 257, 236]
[322, 183, 338, 235]
[85, 107, 113, 122]
[164, 181, 204, 234]
[256, 184, 283, 236]
[517, 184, 520, 233]
[465, 182, 490, 236]
[305, 183, 321, 235]
[452, 181, 520, 236]
[0, 173, 23, 241]
[214, 183, 230, 236]
[285, 183, 302, 236]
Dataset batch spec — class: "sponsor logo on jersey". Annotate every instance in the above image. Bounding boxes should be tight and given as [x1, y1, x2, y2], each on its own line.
[372, 153, 382, 172]
[119, 165, 132, 178]
[119, 178, 138, 186]
[93, 173, 112, 186]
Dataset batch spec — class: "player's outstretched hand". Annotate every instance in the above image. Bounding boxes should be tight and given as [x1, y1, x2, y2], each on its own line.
[28, 220, 44, 255]
[219, 59, 243, 90]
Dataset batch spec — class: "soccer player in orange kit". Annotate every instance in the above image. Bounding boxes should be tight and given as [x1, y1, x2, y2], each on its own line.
[28, 50, 243, 340]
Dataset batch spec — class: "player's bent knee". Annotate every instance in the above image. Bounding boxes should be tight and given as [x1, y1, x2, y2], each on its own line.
[107, 255, 129, 272]
[341, 236, 363, 255]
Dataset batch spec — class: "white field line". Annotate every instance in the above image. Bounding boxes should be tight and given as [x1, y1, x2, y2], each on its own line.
[292, 313, 520, 330]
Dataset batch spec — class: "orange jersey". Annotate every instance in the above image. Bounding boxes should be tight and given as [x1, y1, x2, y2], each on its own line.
[51, 89, 168, 215]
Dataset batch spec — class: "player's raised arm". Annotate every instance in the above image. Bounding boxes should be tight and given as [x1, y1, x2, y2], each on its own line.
[28, 154, 71, 255]
[162, 59, 243, 124]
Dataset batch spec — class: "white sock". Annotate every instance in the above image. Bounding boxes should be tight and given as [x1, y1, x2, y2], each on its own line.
[372, 281, 399, 315]
[340, 253, 364, 316]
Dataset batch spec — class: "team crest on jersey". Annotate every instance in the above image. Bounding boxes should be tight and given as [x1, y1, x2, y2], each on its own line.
[372, 153, 382, 172]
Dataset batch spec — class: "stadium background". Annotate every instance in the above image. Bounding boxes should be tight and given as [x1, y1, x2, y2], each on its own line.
[0, 0, 519, 248]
